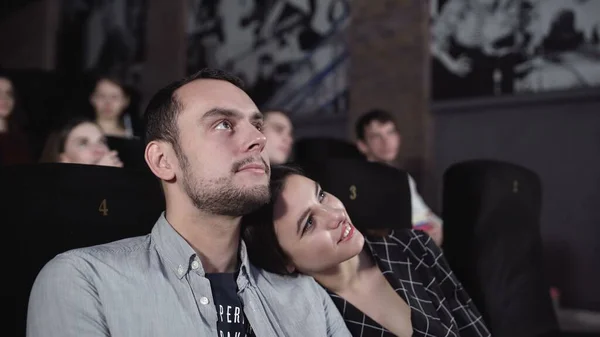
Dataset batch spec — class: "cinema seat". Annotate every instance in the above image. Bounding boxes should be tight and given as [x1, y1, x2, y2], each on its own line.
[298, 158, 412, 232]
[442, 159, 560, 337]
[1, 163, 165, 337]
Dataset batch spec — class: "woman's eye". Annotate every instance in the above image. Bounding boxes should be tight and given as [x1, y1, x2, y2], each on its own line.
[318, 189, 326, 202]
[303, 216, 314, 234]
[215, 120, 233, 130]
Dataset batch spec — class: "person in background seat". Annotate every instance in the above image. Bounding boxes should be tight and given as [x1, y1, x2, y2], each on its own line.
[355, 109, 443, 246]
[90, 75, 134, 139]
[262, 109, 294, 165]
[39, 116, 123, 167]
[0, 71, 33, 165]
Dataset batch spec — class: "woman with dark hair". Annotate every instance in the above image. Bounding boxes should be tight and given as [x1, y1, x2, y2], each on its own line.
[90, 75, 133, 138]
[0, 71, 33, 164]
[243, 165, 490, 337]
[40, 116, 122, 167]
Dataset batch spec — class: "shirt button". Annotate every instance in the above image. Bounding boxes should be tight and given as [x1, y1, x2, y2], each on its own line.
[200, 296, 210, 305]
[191, 260, 200, 270]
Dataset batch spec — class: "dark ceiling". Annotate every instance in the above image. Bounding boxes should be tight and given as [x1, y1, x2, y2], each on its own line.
[0, 0, 42, 22]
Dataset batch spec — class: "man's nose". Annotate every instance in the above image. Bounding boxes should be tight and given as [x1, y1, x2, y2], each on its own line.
[241, 123, 267, 154]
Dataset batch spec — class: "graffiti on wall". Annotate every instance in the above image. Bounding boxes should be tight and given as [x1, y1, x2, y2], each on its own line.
[187, 0, 350, 120]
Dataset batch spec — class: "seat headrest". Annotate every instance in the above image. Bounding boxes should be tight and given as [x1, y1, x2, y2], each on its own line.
[106, 136, 147, 169]
[2, 163, 164, 237]
[297, 158, 412, 231]
[443, 159, 542, 215]
[293, 137, 363, 165]
[3, 163, 165, 337]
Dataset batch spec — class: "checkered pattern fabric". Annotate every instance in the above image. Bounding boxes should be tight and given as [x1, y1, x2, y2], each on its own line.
[328, 229, 491, 337]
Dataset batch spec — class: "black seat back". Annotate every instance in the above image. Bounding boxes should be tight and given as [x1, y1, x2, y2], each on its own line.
[106, 136, 147, 169]
[298, 158, 412, 232]
[442, 159, 559, 337]
[292, 137, 363, 164]
[1, 163, 165, 337]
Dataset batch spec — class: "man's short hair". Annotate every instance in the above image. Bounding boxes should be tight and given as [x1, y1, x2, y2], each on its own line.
[355, 109, 397, 141]
[143, 68, 245, 147]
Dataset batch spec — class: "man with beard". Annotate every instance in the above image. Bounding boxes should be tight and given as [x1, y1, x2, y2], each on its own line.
[27, 69, 351, 337]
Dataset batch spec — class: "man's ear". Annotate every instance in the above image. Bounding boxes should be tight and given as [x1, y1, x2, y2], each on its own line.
[356, 140, 369, 157]
[145, 141, 176, 181]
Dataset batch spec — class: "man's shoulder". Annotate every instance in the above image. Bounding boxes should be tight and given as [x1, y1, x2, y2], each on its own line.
[246, 267, 346, 333]
[250, 266, 325, 298]
[253, 267, 320, 288]
[40, 235, 152, 278]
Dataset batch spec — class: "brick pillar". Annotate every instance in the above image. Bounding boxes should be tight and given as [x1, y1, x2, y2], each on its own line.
[347, 0, 436, 206]
[139, 0, 187, 110]
[0, 0, 60, 70]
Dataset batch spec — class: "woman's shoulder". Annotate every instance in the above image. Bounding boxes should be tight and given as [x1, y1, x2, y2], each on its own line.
[367, 229, 440, 264]
[367, 228, 432, 246]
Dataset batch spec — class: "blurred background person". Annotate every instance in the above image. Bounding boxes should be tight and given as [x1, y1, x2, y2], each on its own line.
[262, 109, 294, 164]
[355, 109, 444, 247]
[0, 71, 33, 165]
[40, 116, 122, 167]
[90, 76, 133, 138]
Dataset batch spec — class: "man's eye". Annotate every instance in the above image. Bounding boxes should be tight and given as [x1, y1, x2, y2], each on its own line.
[215, 120, 233, 130]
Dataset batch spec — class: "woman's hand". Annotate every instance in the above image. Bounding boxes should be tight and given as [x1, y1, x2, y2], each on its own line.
[97, 150, 123, 168]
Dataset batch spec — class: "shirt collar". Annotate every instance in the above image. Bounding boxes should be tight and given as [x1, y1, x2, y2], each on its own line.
[151, 212, 256, 286]
[236, 240, 255, 289]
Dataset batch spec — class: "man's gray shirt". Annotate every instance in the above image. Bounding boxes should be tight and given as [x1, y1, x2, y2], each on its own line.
[27, 213, 351, 336]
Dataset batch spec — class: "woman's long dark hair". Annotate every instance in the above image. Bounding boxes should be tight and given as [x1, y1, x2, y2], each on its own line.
[242, 164, 305, 276]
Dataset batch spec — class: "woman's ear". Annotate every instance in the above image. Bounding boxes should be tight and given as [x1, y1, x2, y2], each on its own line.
[286, 264, 296, 274]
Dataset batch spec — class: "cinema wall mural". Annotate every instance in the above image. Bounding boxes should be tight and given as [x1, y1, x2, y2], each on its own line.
[186, 0, 351, 122]
[430, 0, 600, 102]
